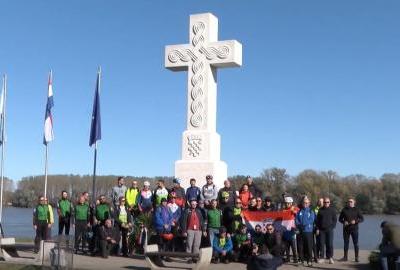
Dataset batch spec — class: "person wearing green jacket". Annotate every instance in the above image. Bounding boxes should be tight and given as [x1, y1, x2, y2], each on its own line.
[90, 195, 112, 255]
[73, 195, 90, 254]
[57, 190, 73, 236]
[33, 196, 51, 253]
[207, 199, 222, 246]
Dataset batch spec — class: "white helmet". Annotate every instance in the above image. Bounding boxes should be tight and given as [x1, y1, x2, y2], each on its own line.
[143, 181, 150, 187]
[284, 196, 293, 203]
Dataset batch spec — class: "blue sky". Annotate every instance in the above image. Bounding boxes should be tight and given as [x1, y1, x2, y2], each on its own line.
[0, 1, 400, 181]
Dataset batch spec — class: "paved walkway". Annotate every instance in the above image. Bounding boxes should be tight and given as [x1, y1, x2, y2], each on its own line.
[0, 248, 372, 270]
[69, 249, 372, 270]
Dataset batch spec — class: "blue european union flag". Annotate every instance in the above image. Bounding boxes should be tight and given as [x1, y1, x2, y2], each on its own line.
[89, 70, 101, 147]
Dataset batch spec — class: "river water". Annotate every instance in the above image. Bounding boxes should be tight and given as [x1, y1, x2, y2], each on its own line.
[1, 207, 398, 250]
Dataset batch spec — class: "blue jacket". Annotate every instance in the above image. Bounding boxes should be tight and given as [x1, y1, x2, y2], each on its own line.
[295, 207, 315, 233]
[186, 186, 201, 202]
[154, 205, 173, 233]
[212, 235, 233, 253]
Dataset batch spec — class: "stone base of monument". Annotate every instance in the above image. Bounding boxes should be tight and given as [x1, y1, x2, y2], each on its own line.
[175, 160, 227, 188]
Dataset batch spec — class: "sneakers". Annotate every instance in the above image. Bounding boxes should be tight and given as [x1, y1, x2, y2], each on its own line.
[355, 257, 359, 262]
[339, 256, 348, 262]
[307, 261, 313, 267]
[317, 259, 325, 264]
[328, 258, 334, 264]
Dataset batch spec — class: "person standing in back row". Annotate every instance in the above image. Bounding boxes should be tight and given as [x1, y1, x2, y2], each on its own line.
[339, 197, 364, 262]
[316, 197, 337, 264]
[111, 177, 127, 209]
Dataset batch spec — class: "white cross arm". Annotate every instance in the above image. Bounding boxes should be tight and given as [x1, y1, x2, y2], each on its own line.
[165, 40, 242, 71]
[201, 40, 242, 68]
[165, 44, 193, 72]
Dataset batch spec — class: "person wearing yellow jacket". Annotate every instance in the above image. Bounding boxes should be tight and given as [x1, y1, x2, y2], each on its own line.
[45, 197, 54, 239]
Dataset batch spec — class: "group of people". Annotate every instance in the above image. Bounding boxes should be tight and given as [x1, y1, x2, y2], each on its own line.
[33, 175, 366, 267]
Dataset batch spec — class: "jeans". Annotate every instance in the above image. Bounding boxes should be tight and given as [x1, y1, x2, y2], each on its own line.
[208, 228, 219, 247]
[343, 228, 359, 258]
[319, 229, 334, 259]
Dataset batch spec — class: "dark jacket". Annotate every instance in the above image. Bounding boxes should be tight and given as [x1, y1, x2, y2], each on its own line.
[218, 187, 236, 207]
[316, 206, 337, 231]
[247, 254, 283, 270]
[248, 183, 262, 198]
[99, 225, 121, 242]
[181, 207, 207, 233]
[265, 231, 284, 257]
[339, 206, 364, 231]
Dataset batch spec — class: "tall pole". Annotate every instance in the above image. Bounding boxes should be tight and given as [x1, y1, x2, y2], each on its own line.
[0, 74, 7, 228]
[44, 70, 52, 199]
[92, 142, 97, 205]
[44, 144, 49, 198]
[91, 67, 101, 205]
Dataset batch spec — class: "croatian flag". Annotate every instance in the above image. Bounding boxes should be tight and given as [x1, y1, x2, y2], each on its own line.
[43, 72, 54, 145]
[242, 210, 296, 233]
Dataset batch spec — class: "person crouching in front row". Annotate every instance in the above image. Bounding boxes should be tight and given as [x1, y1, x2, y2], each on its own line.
[98, 219, 120, 258]
[212, 226, 233, 264]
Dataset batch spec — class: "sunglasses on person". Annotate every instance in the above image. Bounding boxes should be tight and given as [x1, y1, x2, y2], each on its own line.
[324, 201, 330, 204]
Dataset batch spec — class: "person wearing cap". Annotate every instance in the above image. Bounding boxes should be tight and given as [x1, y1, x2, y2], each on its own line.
[186, 178, 201, 206]
[316, 197, 337, 264]
[201, 175, 218, 208]
[338, 197, 364, 262]
[153, 179, 169, 207]
[218, 180, 236, 207]
[212, 226, 233, 264]
[114, 196, 133, 257]
[170, 178, 186, 208]
[207, 199, 222, 247]
[282, 196, 299, 263]
[154, 197, 174, 252]
[125, 180, 140, 219]
[246, 176, 262, 198]
[138, 181, 153, 213]
[111, 177, 127, 209]
[181, 199, 207, 263]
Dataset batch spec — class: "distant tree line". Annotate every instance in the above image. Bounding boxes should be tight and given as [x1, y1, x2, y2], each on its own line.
[5, 168, 400, 214]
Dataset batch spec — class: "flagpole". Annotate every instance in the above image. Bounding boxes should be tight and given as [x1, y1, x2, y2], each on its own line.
[44, 144, 49, 198]
[91, 67, 101, 205]
[44, 70, 52, 199]
[0, 74, 7, 229]
[92, 142, 97, 205]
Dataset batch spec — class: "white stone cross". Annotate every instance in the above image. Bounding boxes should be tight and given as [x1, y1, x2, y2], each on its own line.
[165, 13, 242, 188]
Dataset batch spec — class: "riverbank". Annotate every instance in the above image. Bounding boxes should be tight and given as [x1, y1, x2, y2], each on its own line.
[0, 248, 372, 270]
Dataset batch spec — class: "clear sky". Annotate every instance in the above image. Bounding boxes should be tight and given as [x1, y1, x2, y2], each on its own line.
[0, 1, 399, 181]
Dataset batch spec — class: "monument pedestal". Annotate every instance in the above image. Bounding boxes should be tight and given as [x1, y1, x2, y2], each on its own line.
[175, 159, 227, 189]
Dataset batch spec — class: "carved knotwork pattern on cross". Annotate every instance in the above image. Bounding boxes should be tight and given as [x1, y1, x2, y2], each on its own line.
[187, 135, 202, 157]
[167, 21, 231, 128]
